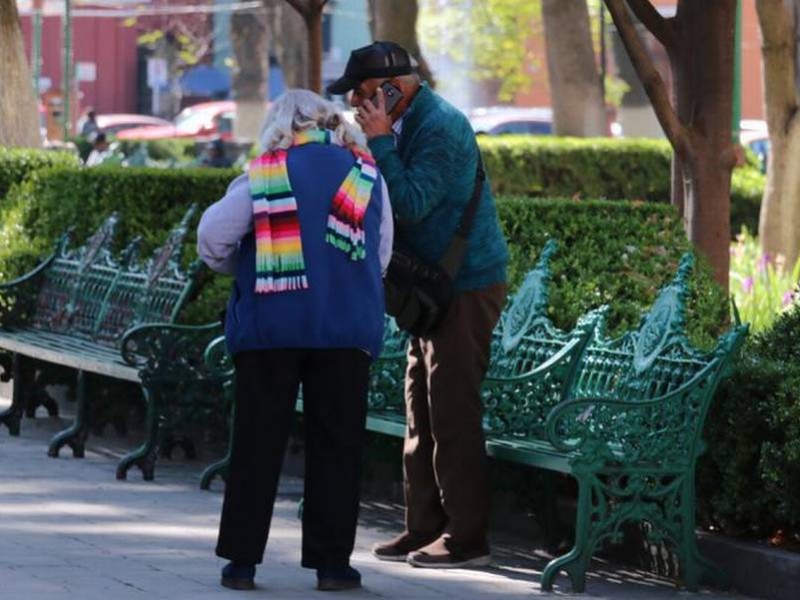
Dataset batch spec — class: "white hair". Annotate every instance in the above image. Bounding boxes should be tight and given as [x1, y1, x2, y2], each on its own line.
[258, 89, 367, 153]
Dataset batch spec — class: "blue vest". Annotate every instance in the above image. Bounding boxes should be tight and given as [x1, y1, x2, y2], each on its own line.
[225, 144, 386, 360]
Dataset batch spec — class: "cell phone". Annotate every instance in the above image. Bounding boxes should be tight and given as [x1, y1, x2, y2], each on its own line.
[372, 82, 404, 115]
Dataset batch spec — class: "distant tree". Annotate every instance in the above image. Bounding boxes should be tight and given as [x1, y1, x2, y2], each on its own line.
[606, 0, 737, 289]
[231, 11, 269, 141]
[368, 0, 435, 85]
[419, 0, 539, 101]
[268, 0, 309, 89]
[542, 0, 606, 136]
[284, 0, 329, 93]
[0, 0, 41, 147]
[756, 0, 800, 266]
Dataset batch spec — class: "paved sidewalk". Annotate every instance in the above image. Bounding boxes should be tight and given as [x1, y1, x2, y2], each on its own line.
[0, 394, 745, 600]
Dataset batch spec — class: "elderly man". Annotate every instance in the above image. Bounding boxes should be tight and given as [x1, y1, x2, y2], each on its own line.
[328, 41, 509, 569]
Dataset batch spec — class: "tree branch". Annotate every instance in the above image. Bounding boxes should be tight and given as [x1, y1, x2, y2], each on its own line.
[605, 0, 689, 157]
[625, 0, 675, 50]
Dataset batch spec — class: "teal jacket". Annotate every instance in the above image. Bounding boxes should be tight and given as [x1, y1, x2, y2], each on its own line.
[368, 84, 509, 292]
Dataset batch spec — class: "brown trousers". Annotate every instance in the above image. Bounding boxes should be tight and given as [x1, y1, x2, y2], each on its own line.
[403, 282, 506, 546]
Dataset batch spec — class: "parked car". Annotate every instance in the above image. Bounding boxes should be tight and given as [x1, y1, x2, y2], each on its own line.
[114, 101, 237, 141]
[469, 107, 553, 136]
[740, 119, 769, 172]
[93, 114, 172, 136]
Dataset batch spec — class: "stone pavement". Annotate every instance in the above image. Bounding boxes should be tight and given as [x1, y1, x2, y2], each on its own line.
[0, 393, 747, 600]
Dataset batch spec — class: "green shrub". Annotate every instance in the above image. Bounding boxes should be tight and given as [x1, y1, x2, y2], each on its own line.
[478, 136, 765, 235]
[731, 167, 766, 235]
[0, 147, 78, 200]
[498, 197, 727, 345]
[0, 166, 239, 324]
[0, 167, 727, 345]
[115, 139, 200, 163]
[699, 303, 800, 538]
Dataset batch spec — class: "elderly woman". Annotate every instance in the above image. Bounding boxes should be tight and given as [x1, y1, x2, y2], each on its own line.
[197, 89, 392, 592]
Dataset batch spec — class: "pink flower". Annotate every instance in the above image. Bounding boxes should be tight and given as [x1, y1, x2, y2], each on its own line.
[758, 253, 772, 273]
[783, 290, 795, 307]
[742, 277, 754, 294]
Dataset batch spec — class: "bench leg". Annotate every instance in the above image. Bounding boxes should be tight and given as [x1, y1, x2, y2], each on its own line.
[48, 370, 89, 458]
[116, 386, 161, 481]
[0, 355, 24, 436]
[199, 456, 230, 490]
[541, 473, 595, 593]
[199, 397, 235, 490]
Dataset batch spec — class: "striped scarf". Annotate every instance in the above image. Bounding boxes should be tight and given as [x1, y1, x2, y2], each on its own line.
[249, 129, 377, 294]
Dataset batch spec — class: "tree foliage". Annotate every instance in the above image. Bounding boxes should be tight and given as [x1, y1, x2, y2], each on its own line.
[419, 0, 541, 101]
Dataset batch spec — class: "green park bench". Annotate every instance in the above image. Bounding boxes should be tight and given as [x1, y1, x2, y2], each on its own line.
[0, 207, 205, 475]
[193, 240, 602, 490]
[131, 242, 747, 593]
[538, 254, 748, 592]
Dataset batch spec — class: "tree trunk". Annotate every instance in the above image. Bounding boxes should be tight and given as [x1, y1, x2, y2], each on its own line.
[269, 1, 308, 89]
[0, 0, 42, 148]
[367, 0, 435, 85]
[606, 0, 736, 289]
[673, 1, 736, 288]
[756, 0, 800, 265]
[306, 9, 323, 92]
[541, 0, 607, 136]
[231, 11, 269, 141]
[284, 1, 326, 92]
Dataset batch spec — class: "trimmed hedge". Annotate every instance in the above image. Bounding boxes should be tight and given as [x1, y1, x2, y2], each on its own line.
[0, 166, 727, 344]
[0, 148, 78, 200]
[0, 166, 239, 325]
[699, 303, 800, 539]
[478, 136, 765, 235]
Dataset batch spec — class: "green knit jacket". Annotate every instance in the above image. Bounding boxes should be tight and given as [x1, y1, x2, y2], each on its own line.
[368, 84, 509, 292]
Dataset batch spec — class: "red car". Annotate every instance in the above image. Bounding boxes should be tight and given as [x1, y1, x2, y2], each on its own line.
[115, 101, 237, 141]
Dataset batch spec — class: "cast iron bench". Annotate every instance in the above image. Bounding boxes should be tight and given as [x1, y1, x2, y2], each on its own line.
[193, 240, 601, 487]
[140, 243, 747, 594]
[0, 206, 203, 473]
[537, 254, 747, 592]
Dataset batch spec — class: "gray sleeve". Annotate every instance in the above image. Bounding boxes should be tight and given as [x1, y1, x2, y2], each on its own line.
[196, 174, 252, 275]
[379, 177, 394, 275]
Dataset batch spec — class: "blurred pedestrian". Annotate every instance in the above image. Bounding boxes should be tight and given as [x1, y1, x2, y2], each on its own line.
[79, 108, 99, 141]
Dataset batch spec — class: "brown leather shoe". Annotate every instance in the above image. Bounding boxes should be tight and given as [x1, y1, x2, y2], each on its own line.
[407, 535, 491, 569]
[371, 531, 440, 562]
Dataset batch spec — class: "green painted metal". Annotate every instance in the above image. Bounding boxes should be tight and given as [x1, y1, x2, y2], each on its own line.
[135, 242, 745, 594]
[0, 207, 203, 458]
[540, 253, 748, 592]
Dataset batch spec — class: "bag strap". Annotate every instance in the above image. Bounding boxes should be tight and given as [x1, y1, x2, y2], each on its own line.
[439, 154, 485, 279]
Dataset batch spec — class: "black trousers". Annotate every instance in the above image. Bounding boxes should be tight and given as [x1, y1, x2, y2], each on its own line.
[215, 348, 370, 568]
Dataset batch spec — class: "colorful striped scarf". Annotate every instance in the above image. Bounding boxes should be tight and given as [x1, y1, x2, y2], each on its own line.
[248, 129, 377, 294]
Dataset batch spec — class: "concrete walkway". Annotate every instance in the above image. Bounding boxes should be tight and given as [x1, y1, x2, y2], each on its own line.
[0, 393, 746, 600]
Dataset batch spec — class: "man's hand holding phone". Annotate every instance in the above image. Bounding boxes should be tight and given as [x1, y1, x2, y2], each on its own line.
[355, 85, 395, 140]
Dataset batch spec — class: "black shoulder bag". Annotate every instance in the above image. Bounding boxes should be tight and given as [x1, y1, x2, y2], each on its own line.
[383, 159, 485, 337]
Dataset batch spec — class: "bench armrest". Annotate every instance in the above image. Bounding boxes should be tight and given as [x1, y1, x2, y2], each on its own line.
[544, 359, 723, 466]
[203, 335, 234, 381]
[120, 322, 224, 382]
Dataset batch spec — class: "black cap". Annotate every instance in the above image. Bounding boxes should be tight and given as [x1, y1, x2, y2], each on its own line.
[327, 41, 415, 95]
